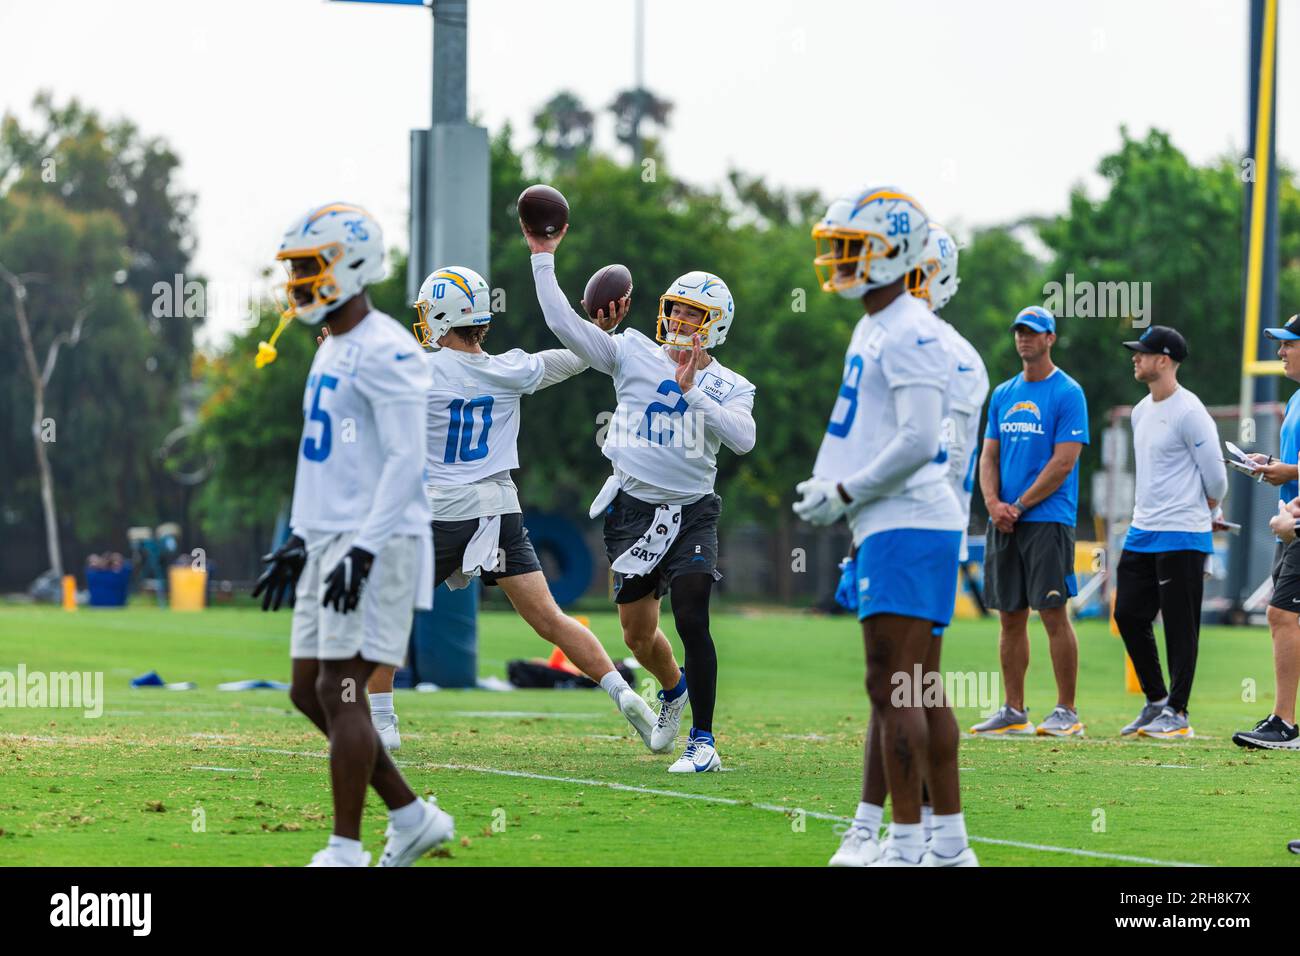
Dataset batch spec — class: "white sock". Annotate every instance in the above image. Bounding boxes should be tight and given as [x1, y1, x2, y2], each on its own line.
[388, 798, 425, 830]
[930, 812, 969, 858]
[598, 670, 630, 705]
[890, 822, 925, 861]
[370, 692, 394, 719]
[853, 801, 884, 834]
[921, 804, 934, 843]
[327, 834, 364, 863]
[1150, 695, 1169, 707]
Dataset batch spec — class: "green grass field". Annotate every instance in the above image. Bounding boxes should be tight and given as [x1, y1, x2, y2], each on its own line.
[1, 602, 1298, 867]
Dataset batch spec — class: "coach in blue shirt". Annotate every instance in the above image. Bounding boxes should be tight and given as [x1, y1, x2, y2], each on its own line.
[973, 306, 1089, 738]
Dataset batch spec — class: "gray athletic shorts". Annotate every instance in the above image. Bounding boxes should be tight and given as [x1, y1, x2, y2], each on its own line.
[433, 513, 542, 587]
[983, 521, 1077, 611]
[602, 491, 723, 604]
[1269, 539, 1300, 610]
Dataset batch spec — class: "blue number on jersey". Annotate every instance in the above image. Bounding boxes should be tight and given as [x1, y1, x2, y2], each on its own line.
[302, 373, 340, 462]
[444, 396, 495, 463]
[826, 355, 864, 437]
[639, 380, 689, 445]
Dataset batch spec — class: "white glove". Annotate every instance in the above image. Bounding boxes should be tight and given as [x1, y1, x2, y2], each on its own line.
[792, 478, 849, 526]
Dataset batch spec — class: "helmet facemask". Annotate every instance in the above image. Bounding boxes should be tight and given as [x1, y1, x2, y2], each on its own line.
[412, 299, 444, 348]
[905, 257, 941, 307]
[656, 295, 719, 348]
[273, 243, 350, 324]
[811, 227, 897, 297]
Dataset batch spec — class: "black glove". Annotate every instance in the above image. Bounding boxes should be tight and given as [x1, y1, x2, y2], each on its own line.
[321, 546, 375, 614]
[251, 534, 307, 612]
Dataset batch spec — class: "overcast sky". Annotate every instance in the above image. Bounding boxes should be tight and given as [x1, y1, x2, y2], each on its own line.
[1, 0, 1296, 346]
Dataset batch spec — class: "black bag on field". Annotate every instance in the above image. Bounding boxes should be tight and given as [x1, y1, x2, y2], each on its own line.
[506, 659, 636, 690]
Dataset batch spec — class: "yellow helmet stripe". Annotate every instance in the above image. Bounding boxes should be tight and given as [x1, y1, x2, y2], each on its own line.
[852, 189, 924, 214]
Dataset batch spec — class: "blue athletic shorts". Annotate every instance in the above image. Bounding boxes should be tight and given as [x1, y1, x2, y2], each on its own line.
[854, 528, 962, 632]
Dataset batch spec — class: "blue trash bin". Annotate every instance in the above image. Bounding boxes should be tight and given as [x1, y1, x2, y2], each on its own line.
[399, 579, 478, 689]
[86, 563, 132, 607]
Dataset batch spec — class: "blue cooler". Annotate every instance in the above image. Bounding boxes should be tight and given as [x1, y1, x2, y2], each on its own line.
[86, 562, 132, 607]
[397, 580, 478, 688]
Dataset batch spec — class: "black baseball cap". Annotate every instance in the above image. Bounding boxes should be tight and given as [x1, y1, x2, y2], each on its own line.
[1123, 325, 1188, 362]
[1264, 314, 1300, 341]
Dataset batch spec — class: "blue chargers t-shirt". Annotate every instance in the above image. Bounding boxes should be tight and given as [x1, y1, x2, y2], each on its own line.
[1280, 389, 1300, 503]
[984, 367, 1089, 526]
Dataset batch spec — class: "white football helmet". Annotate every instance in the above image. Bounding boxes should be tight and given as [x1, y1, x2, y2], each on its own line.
[906, 223, 960, 312]
[812, 186, 930, 298]
[275, 202, 385, 324]
[413, 266, 492, 347]
[657, 271, 734, 349]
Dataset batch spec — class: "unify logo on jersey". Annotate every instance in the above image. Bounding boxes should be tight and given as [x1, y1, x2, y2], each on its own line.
[697, 371, 734, 403]
[1001, 400, 1046, 435]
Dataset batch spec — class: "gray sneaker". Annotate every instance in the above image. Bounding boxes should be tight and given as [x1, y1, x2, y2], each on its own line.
[1121, 699, 1168, 736]
[1036, 705, 1084, 737]
[1137, 706, 1193, 740]
[969, 704, 1035, 736]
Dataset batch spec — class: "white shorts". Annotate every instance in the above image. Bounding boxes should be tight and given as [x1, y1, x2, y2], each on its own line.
[290, 532, 420, 667]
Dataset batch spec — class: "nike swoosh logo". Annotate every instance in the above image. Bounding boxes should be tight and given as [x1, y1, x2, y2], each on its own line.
[395, 352, 417, 361]
[1071, 429, 1083, 435]
[957, 364, 975, 372]
[1159, 578, 1172, 586]
[1194, 440, 1206, 447]
[916, 336, 938, 345]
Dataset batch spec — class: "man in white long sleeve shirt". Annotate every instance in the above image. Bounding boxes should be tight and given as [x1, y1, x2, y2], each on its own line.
[524, 220, 756, 774]
[793, 186, 974, 868]
[1114, 326, 1229, 740]
[380, 265, 656, 749]
[251, 202, 453, 867]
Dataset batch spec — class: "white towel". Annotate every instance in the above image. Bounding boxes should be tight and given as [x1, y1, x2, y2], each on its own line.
[588, 474, 622, 519]
[611, 504, 683, 578]
[446, 515, 502, 590]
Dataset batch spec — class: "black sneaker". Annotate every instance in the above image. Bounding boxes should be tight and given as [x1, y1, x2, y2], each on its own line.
[1232, 714, 1300, 750]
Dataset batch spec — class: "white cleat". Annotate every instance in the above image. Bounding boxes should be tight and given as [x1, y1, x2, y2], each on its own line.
[650, 688, 689, 753]
[667, 735, 721, 773]
[618, 688, 657, 751]
[377, 797, 455, 867]
[307, 846, 371, 867]
[870, 840, 926, 867]
[828, 825, 882, 866]
[922, 845, 980, 867]
[374, 713, 401, 752]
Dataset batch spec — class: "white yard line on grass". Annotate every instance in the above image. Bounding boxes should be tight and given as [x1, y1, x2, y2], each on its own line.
[219, 743, 1200, 867]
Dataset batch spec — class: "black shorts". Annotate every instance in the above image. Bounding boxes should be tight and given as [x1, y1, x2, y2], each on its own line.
[1270, 539, 1300, 610]
[433, 513, 542, 587]
[602, 491, 723, 604]
[983, 521, 1077, 611]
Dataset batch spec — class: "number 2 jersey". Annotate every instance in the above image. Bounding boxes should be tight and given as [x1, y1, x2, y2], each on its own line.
[422, 346, 588, 520]
[812, 292, 964, 545]
[530, 252, 756, 503]
[289, 310, 432, 551]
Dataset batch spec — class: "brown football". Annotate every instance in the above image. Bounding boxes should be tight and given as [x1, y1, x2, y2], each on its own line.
[583, 264, 633, 319]
[517, 184, 569, 237]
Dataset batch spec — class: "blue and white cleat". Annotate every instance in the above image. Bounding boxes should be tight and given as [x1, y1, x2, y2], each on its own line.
[651, 687, 690, 753]
[667, 730, 721, 773]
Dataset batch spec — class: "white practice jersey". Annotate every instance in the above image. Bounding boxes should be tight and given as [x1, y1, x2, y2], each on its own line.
[603, 329, 756, 497]
[530, 253, 756, 504]
[423, 346, 586, 519]
[1130, 386, 1228, 532]
[812, 292, 964, 543]
[289, 310, 431, 549]
[938, 318, 990, 529]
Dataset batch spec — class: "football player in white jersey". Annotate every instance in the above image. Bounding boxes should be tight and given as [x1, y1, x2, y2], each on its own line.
[358, 265, 657, 749]
[794, 187, 977, 867]
[251, 202, 454, 867]
[524, 221, 756, 773]
[838, 221, 988, 866]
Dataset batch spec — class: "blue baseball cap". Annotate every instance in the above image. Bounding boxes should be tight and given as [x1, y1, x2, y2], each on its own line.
[1264, 313, 1300, 341]
[1011, 306, 1056, 334]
